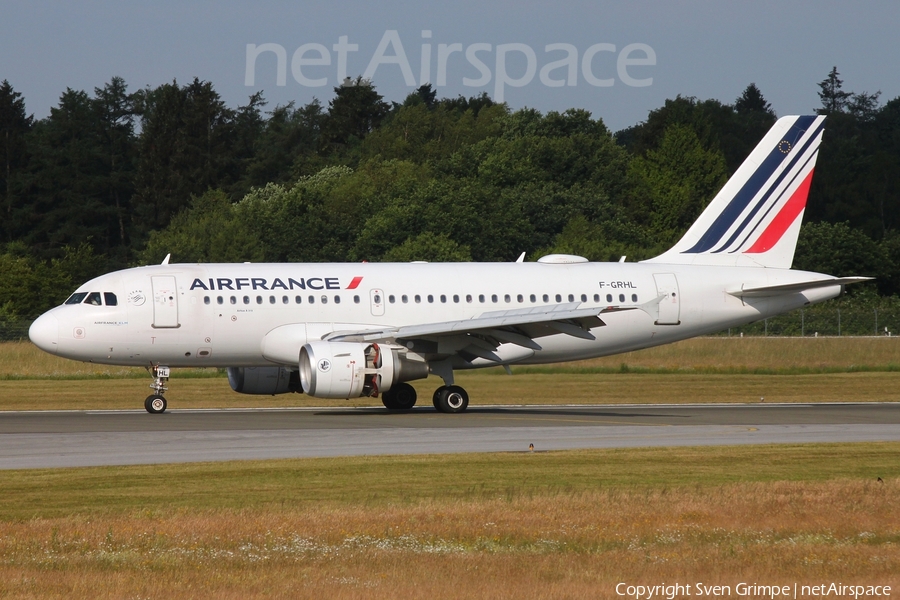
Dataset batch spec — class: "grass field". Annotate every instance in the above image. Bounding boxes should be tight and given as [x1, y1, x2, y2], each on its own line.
[1, 337, 898, 410]
[0, 444, 898, 599]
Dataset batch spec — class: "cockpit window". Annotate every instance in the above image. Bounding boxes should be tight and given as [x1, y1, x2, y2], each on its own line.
[65, 292, 88, 305]
[104, 292, 118, 306]
[85, 292, 102, 306]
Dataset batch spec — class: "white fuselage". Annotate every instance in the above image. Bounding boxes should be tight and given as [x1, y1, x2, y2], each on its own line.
[30, 261, 840, 369]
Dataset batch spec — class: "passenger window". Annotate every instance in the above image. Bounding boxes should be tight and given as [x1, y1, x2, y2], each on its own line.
[440, 294, 447, 303]
[243, 296, 250, 304]
[388, 295, 395, 304]
[269, 296, 276, 304]
[606, 294, 613, 303]
[504, 294, 511, 303]
[321, 295, 328, 304]
[104, 292, 118, 306]
[619, 294, 625, 302]
[491, 294, 498, 303]
[203, 296, 210, 305]
[402, 295, 408, 304]
[517, 294, 523, 303]
[282, 296, 289, 304]
[632, 293, 638, 302]
[308, 296, 315, 304]
[568, 294, 575, 302]
[594, 294, 600, 302]
[85, 292, 102, 306]
[65, 292, 88, 305]
[466, 294, 473, 303]
[296, 296, 302, 304]
[530, 294, 536, 303]
[479, 294, 485, 303]
[230, 296, 237, 305]
[353, 295, 360, 304]
[256, 296, 263, 304]
[543, 294, 549, 302]
[414, 295, 421, 303]
[427, 295, 434, 303]
[555, 294, 562, 303]
[334, 296, 341, 304]
[217, 296, 224, 305]
[453, 294, 459, 303]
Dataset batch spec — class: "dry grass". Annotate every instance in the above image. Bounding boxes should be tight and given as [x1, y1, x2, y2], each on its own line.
[0, 479, 897, 599]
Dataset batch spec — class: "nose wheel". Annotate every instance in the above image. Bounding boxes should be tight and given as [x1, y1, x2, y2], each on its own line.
[145, 394, 167, 414]
[145, 365, 170, 414]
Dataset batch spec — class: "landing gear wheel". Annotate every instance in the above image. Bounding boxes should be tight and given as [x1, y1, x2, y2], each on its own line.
[433, 385, 469, 413]
[145, 394, 167, 414]
[381, 382, 417, 410]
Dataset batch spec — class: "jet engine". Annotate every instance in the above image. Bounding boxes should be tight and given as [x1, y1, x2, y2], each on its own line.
[299, 341, 428, 399]
[227, 366, 299, 395]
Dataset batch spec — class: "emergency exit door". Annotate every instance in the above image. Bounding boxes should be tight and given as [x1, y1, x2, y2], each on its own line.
[653, 273, 680, 325]
[152, 276, 180, 328]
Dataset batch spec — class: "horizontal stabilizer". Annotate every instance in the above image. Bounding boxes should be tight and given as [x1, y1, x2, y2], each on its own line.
[728, 277, 873, 298]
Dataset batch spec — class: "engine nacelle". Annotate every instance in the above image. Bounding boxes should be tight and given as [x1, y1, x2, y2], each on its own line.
[227, 366, 298, 395]
[299, 341, 428, 399]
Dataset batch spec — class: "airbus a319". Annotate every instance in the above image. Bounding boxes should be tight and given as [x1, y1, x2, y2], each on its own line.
[29, 115, 868, 413]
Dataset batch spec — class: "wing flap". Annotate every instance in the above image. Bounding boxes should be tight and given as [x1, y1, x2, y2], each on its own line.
[325, 302, 607, 345]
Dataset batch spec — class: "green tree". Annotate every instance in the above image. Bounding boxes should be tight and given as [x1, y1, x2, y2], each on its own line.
[817, 67, 853, 115]
[0, 80, 33, 245]
[139, 189, 264, 264]
[627, 124, 727, 243]
[793, 222, 888, 287]
[320, 77, 390, 153]
[92, 76, 137, 253]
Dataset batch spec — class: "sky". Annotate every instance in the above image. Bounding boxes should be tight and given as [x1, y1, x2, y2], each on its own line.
[2, 0, 898, 132]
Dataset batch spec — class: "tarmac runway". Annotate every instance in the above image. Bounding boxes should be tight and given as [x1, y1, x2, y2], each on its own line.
[1, 403, 899, 469]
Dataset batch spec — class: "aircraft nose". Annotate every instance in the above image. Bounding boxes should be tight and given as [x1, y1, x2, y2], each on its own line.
[29, 312, 59, 354]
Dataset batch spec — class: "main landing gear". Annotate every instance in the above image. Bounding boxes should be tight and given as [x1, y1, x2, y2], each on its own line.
[432, 385, 469, 413]
[381, 381, 418, 410]
[380, 381, 470, 413]
[144, 365, 170, 414]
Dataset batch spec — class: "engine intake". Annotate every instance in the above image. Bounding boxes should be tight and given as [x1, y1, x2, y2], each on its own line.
[299, 341, 428, 399]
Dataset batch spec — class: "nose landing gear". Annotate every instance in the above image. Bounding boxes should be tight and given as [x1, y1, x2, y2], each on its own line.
[145, 365, 170, 414]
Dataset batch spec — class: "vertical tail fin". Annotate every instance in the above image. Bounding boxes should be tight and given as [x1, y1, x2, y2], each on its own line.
[645, 115, 825, 268]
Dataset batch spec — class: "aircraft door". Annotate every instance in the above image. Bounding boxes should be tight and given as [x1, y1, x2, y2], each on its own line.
[152, 275, 180, 328]
[653, 273, 681, 325]
[370, 289, 385, 317]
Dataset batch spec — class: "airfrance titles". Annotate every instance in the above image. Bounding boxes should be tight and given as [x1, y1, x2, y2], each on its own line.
[189, 276, 363, 292]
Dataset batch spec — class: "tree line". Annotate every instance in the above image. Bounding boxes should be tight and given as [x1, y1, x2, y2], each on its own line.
[1, 67, 899, 321]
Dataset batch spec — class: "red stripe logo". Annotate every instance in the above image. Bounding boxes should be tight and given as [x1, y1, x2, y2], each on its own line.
[346, 276, 363, 289]
[745, 169, 814, 254]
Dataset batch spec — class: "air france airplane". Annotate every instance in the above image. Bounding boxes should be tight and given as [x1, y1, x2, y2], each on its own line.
[29, 115, 868, 413]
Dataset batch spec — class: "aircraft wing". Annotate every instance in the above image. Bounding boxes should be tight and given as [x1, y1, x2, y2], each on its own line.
[728, 277, 873, 298]
[325, 302, 637, 362]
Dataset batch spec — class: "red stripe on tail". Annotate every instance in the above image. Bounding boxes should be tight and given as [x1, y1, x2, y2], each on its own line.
[744, 169, 814, 254]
